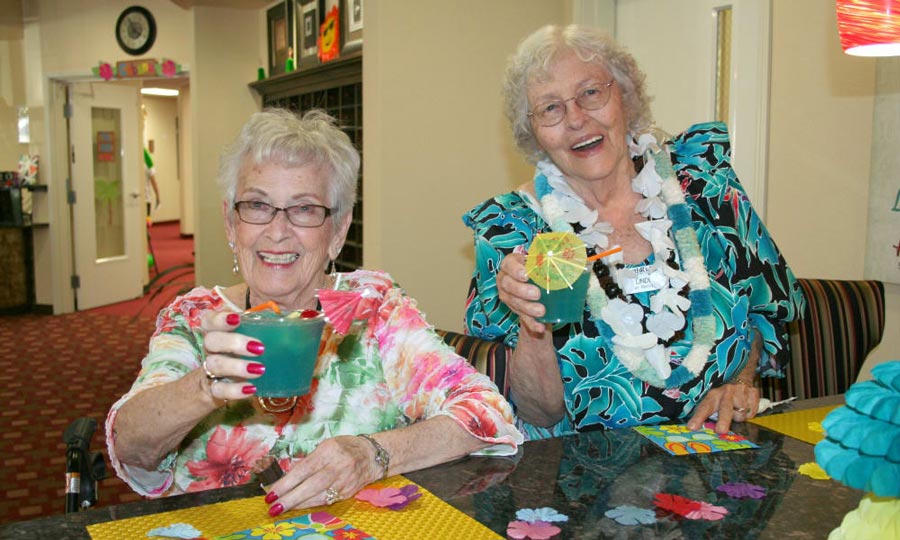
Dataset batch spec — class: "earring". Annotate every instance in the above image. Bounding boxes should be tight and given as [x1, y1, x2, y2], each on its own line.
[229, 243, 239, 275]
[327, 259, 336, 276]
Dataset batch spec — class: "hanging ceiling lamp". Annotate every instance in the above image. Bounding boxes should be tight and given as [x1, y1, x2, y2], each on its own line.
[836, 0, 900, 56]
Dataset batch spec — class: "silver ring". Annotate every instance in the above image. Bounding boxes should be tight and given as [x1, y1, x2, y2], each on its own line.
[201, 359, 221, 381]
[733, 406, 750, 413]
[324, 487, 340, 505]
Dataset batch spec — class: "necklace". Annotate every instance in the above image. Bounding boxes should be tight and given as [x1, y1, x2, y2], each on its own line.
[244, 285, 300, 414]
[533, 132, 716, 389]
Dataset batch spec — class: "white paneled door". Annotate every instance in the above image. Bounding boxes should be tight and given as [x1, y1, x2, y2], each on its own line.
[69, 82, 144, 310]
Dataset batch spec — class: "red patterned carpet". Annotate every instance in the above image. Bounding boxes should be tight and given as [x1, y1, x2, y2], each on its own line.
[0, 221, 194, 525]
[0, 312, 154, 524]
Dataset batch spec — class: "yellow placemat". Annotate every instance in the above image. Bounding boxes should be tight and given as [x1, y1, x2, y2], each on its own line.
[87, 476, 501, 540]
[748, 405, 839, 444]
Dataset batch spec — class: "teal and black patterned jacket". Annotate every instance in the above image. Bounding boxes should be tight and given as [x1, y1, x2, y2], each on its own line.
[463, 122, 805, 439]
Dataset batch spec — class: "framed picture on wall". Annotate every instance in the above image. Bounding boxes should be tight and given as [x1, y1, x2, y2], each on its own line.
[296, 0, 319, 69]
[343, 0, 362, 53]
[267, 1, 294, 76]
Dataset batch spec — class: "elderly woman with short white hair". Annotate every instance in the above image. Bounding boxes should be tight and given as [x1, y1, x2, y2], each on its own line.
[107, 108, 522, 516]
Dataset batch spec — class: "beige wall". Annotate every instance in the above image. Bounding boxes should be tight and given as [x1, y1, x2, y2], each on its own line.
[190, 6, 261, 292]
[766, 0, 897, 374]
[37, 0, 192, 76]
[861, 58, 900, 377]
[364, 0, 566, 332]
[0, 0, 26, 171]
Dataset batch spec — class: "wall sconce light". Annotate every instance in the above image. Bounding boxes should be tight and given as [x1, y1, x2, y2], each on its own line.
[837, 0, 900, 57]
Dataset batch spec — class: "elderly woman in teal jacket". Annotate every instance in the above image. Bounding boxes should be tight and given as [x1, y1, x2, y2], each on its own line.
[463, 24, 805, 440]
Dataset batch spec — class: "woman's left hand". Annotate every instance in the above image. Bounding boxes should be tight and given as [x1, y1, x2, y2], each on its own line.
[265, 435, 382, 515]
[686, 381, 760, 434]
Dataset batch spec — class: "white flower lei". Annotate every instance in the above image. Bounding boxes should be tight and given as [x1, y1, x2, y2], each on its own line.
[533, 132, 716, 389]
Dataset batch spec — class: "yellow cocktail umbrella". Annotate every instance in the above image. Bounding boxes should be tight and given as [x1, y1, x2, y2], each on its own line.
[525, 232, 587, 291]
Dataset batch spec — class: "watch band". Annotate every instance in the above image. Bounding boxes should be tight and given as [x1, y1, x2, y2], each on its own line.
[358, 433, 390, 480]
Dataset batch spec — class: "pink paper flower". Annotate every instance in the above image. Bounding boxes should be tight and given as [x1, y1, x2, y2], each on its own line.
[162, 59, 177, 77]
[354, 485, 421, 510]
[685, 501, 729, 521]
[506, 520, 561, 540]
[98, 62, 114, 81]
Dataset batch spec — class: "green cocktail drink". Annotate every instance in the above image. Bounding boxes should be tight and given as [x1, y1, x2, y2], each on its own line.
[240, 312, 326, 397]
[532, 270, 589, 323]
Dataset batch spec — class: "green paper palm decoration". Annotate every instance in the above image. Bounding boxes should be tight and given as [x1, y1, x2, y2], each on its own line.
[94, 178, 121, 225]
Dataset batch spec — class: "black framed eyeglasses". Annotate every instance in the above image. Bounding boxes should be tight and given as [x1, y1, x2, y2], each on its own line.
[527, 80, 616, 127]
[233, 201, 332, 228]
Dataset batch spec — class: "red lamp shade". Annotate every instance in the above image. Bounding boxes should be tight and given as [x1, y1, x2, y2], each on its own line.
[837, 0, 900, 56]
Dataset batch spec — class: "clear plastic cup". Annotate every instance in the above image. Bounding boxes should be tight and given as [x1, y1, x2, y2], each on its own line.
[239, 312, 326, 397]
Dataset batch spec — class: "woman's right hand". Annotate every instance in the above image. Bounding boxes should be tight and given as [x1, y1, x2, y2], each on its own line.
[497, 253, 548, 335]
[199, 311, 267, 404]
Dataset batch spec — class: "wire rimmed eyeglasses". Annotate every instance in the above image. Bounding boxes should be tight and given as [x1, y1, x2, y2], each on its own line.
[233, 201, 332, 228]
[527, 80, 616, 127]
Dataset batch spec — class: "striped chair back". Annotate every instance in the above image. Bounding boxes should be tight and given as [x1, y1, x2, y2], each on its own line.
[762, 278, 886, 401]
[439, 278, 886, 404]
[436, 329, 511, 398]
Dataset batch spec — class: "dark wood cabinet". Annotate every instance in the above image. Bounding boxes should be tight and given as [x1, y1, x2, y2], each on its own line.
[250, 54, 363, 272]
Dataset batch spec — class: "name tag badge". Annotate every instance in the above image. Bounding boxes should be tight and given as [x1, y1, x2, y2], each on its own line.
[619, 265, 665, 295]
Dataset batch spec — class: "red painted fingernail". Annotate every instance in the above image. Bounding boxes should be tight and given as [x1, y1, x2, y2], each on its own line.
[268, 503, 284, 517]
[241, 385, 256, 395]
[264, 491, 279, 504]
[247, 341, 265, 355]
[226, 313, 240, 326]
[247, 363, 266, 375]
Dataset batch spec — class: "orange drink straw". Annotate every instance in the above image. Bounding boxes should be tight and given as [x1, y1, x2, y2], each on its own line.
[246, 300, 282, 315]
[585, 246, 623, 263]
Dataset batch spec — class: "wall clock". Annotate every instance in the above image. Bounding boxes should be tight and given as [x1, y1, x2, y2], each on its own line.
[115, 6, 157, 56]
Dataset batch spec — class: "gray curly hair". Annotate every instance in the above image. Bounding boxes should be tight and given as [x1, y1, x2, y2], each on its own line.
[503, 25, 654, 163]
[218, 108, 359, 221]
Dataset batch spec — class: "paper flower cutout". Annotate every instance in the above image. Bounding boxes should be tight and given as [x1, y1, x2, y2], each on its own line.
[507, 520, 561, 540]
[162, 59, 178, 77]
[354, 484, 421, 510]
[515, 507, 568, 523]
[146, 523, 203, 538]
[97, 62, 114, 81]
[716, 482, 766, 499]
[604, 505, 657, 525]
[652, 493, 702, 517]
[685, 501, 729, 521]
[799, 461, 831, 480]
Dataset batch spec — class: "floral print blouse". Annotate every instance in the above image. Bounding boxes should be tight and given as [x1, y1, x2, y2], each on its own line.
[463, 123, 805, 439]
[106, 270, 522, 497]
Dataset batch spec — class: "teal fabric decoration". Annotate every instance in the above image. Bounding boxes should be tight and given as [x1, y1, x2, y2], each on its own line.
[814, 361, 900, 498]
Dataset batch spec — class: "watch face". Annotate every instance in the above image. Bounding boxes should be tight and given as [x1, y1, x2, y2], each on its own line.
[116, 6, 156, 56]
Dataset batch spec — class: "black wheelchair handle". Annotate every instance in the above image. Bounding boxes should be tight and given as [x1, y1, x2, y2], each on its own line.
[63, 417, 97, 453]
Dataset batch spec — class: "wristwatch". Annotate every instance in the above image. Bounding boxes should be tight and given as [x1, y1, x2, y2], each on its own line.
[358, 433, 390, 480]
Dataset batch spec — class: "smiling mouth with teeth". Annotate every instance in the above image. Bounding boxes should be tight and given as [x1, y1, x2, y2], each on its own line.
[259, 252, 300, 264]
[572, 135, 604, 151]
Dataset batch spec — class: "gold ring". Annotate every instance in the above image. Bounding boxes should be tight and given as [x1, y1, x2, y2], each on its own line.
[324, 487, 340, 505]
[201, 359, 221, 381]
[733, 406, 750, 413]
